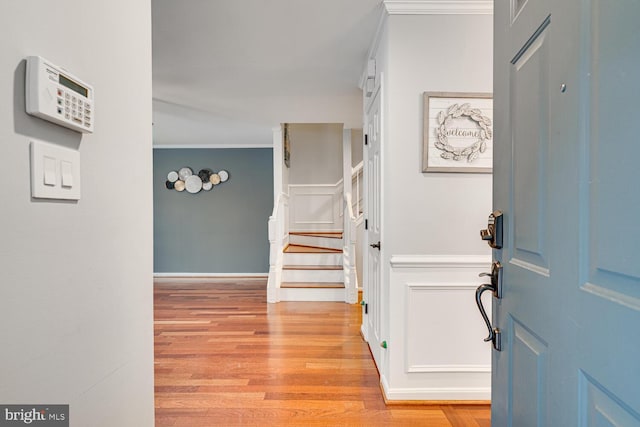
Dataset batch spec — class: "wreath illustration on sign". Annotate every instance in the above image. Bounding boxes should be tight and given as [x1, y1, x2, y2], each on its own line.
[435, 103, 492, 162]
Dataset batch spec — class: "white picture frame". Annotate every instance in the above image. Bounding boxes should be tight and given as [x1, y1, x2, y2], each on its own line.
[422, 92, 493, 173]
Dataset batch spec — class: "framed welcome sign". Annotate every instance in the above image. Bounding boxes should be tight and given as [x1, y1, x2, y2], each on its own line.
[422, 92, 493, 173]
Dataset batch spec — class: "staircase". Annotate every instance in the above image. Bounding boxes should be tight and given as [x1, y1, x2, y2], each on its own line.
[279, 232, 345, 301]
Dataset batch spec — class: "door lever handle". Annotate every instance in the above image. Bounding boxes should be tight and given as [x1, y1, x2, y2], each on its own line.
[475, 283, 502, 351]
[370, 241, 381, 250]
[478, 261, 503, 298]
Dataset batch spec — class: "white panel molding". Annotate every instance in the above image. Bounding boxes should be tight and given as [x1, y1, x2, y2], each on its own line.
[390, 254, 491, 269]
[383, 1, 494, 15]
[404, 282, 491, 373]
[289, 183, 343, 231]
[383, 255, 492, 400]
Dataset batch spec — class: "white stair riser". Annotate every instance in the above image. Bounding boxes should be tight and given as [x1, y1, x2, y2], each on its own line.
[289, 235, 343, 250]
[282, 269, 343, 282]
[283, 252, 342, 265]
[278, 287, 346, 302]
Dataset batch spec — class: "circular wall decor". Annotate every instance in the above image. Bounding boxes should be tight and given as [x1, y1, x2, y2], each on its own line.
[435, 103, 492, 162]
[185, 175, 203, 193]
[165, 167, 230, 194]
[209, 173, 221, 185]
[178, 167, 193, 181]
[174, 180, 185, 192]
[167, 171, 179, 182]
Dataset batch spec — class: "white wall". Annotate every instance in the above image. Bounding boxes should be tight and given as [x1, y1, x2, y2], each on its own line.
[366, 11, 493, 401]
[289, 123, 343, 185]
[0, 2, 154, 426]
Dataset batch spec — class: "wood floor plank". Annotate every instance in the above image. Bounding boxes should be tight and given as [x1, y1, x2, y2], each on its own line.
[154, 280, 491, 426]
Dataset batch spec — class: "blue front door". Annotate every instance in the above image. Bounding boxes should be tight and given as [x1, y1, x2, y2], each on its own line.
[491, 0, 640, 425]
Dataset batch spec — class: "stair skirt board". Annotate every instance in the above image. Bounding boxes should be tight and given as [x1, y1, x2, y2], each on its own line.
[278, 286, 346, 302]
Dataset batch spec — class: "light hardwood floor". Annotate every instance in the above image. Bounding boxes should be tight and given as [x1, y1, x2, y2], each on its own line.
[154, 280, 491, 426]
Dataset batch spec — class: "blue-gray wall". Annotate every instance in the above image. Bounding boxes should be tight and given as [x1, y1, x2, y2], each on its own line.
[153, 148, 273, 273]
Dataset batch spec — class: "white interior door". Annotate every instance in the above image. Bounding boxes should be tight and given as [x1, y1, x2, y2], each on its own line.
[363, 86, 382, 368]
[491, 0, 640, 425]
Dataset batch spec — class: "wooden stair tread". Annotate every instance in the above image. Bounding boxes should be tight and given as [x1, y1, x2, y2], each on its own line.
[289, 232, 343, 239]
[280, 282, 345, 289]
[283, 265, 343, 271]
[284, 244, 342, 254]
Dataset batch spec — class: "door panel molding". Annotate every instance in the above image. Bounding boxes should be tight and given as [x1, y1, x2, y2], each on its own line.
[510, 20, 551, 273]
[579, 371, 640, 426]
[509, 317, 548, 427]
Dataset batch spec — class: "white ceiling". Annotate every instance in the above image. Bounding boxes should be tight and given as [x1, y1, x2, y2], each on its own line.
[152, 0, 383, 147]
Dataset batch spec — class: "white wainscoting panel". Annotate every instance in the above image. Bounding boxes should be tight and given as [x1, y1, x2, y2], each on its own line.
[289, 184, 343, 232]
[405, 282, 491, 372]
[385, 254, 492, 401]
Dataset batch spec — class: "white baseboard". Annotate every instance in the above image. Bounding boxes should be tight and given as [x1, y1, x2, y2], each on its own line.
[381, 375, 491, 401]
[154, 273, 268, 282]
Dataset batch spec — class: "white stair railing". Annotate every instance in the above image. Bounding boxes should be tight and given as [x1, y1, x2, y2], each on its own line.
[267, 192, 289, 303]
[343, 193, 358, 304]
[351, 161, 364, 219]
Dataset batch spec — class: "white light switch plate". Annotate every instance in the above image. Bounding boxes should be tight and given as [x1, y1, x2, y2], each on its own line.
[30, 139, 81, 200]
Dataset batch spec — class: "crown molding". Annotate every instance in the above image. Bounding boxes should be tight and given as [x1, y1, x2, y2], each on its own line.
[383, 1, 493, 15]
[360, 1, 493, 86]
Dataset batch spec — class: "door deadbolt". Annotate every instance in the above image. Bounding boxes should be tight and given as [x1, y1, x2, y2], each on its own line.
[480, 210, 503, 249]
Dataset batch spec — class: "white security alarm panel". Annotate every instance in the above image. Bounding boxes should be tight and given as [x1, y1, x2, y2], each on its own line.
[26, 56, 94, 133]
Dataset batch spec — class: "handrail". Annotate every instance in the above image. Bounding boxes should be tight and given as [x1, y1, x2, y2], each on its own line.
[350, 162, 364, 220]
[352, 161, 363, 176]
[345, 193, 356, 221]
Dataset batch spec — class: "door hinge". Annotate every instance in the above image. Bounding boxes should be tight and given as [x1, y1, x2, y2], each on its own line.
[365, 303, 368, 314]
[365, 219, 368, 230]
[364, 134, 368, 146]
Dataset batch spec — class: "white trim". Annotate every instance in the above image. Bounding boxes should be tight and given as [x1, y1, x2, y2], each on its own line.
[154, 273, 268, 278]
[153, 144, 272, 149]
[381, 383, 491, 401]
[407, 364, 491, 373]
[383, 1, 493, 15]
[360, 7, 389, 89]
[390, 254, 491, 269]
